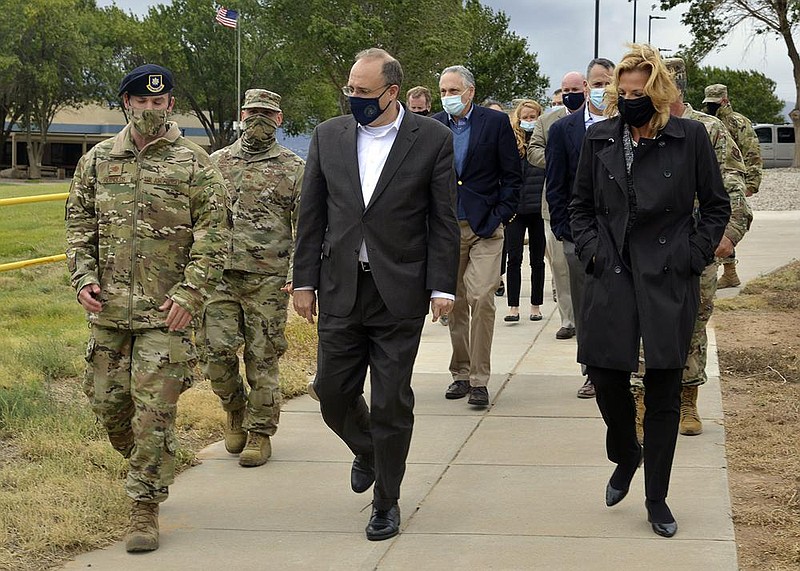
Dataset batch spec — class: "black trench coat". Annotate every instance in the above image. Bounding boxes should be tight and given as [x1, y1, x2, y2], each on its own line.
[569, 116, 730, 371]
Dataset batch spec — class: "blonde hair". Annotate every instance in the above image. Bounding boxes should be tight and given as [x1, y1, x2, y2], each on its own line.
[511, 99, 543, 157]
[604, 43, 678, 133]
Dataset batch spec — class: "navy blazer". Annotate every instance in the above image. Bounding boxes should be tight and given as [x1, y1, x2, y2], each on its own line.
[432, 105, 522, 237]
[545, 106, 586, 242]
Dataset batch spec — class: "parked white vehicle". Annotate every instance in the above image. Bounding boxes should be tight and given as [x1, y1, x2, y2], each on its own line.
[754, 124, 796, 168]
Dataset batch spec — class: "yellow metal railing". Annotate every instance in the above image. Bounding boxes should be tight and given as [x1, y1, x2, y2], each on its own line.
[0, 191, 69, 272]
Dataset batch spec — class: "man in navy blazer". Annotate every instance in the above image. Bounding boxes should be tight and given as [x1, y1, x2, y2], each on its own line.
[545, 58, 615, 399]
[432, 65, 521, 407]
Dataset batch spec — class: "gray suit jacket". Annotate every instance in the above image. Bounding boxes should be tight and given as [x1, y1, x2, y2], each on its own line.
[293, 109, 460, 319]
[526, 106, 568, 221]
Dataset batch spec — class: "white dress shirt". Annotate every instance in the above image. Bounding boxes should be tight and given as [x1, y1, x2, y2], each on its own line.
[355, 104, 453, 301]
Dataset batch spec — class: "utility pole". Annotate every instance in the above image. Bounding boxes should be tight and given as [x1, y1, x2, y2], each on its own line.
[648, 15, 666, 44]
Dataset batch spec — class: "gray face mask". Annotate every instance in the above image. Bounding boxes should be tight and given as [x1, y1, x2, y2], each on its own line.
[129, 107, 169, 137]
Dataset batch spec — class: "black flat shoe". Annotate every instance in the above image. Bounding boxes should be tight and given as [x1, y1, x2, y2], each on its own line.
[366, 503, 400, 541]
[350, 454, 375, 493]
[529, 314, 543, 321]
[605, 481, 629, 507]
[646, 500, 677, 538]
[495, 281, 505, 296]
[650, 520, 678, 537]
[504, 314, 520, 322]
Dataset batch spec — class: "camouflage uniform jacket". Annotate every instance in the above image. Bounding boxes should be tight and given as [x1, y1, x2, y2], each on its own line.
[682, 103, 752, 245]
[210, 139, 304, 282]
[66, 122, 230, 330]
[716, 105, 762, 195]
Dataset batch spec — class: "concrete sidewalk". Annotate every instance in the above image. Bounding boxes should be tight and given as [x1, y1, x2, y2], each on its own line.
[63, 211, 799, 571]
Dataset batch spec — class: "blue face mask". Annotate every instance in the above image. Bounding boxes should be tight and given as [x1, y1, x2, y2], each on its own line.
[589, 87, 607, 111]
[348, 86, 391, 126]
[519, 120, 536, 132]
[442, 94, 467, 116]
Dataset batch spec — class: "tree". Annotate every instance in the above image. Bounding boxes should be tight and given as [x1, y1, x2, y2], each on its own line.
[662, 0, 800, 166]
[461, 0, 548, 104]
[684, 63, 785, 124]
[267, 0, 467, 124]
[137, 0, 289, 149]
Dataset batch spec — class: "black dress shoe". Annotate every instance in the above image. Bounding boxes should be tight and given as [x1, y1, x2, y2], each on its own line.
[445, 380, 470, 399]
[467, 386, 489, 407]
[529, 314, 543, 321]
[605, 482, 629, 507]
[495, 281, 505, 296]
[503, 314, 520, 322]
[350, 454, 375, 493]
[555, 326, 576, 339]
[650, 520, 678, 537]
[365, 503, 400, 541]
[646, 500, 677, 538]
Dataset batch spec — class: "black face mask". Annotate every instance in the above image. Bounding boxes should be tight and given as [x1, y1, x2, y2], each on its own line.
[412, 109, 430, 116]
[705, 102, 721, 116]
[618, 95, 657, 128]
[562, 91, 585, 111]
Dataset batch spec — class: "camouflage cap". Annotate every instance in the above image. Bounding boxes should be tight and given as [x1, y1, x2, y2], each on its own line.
[242, 89, 281, 112]
[118, 64, 174, 97]
[663, 58, 687, 95]
[703, 83, 728, 104]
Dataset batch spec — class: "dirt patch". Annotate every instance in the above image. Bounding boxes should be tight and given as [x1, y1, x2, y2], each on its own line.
[714, 261, 800, 570]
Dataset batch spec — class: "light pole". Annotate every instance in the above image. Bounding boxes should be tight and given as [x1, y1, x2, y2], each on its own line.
[630, 0, 637, 42]
[648, 15, 666, 44]
[594, 0, 600, 58]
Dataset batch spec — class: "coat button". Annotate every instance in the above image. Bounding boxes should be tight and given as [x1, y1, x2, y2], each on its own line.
[614, 266, 622, 274]
[658, 236, 666, 244]
[665, 207, 672, 212]
[608, 174, 615, 180]
[663, 266, 670, 273]
[608, 138, 615, 143]
[663, 170, 672, 178]
[658, 141, 666, 147]
[604, 207, 610, 214]
[457, 181, 463, 186]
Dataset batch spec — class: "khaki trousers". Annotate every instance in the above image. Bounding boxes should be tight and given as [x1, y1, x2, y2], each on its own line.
[448, 221, 503, 387]
[543, 222, 574, 328]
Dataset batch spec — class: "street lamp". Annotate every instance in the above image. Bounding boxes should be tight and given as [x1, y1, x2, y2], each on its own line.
[629, 0, 638, 42]
[648, 15, 666, 44]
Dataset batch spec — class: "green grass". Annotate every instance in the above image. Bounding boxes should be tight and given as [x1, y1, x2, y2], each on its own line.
[0, 181, 318, 570]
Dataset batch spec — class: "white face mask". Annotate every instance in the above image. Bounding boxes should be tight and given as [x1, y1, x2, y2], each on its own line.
[519, 120, 537, 132]
[442, 94, 467, 116]
[589, 87, 607, 111]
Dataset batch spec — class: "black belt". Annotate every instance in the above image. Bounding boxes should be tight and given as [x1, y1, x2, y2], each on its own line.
[359, 261, 371, 272]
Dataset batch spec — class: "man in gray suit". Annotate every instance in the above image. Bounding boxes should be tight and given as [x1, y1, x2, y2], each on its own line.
[527, 99, 573, 339]
[293, 48, 460, 542]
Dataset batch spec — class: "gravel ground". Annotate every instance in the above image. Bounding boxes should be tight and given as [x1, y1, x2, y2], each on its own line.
[747, 167, 800, 211]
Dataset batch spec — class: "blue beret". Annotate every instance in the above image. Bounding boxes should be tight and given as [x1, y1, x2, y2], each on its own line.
[118, 64, 174, 97]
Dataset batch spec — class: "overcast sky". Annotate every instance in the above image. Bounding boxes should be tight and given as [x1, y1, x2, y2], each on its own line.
[98, 0, 796, 118]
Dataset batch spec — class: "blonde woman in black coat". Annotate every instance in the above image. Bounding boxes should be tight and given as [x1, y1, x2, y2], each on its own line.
[569, 44, 730, 538]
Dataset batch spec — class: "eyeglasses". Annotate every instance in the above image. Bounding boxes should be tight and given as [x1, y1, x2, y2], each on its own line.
[341, 84, 390, 97]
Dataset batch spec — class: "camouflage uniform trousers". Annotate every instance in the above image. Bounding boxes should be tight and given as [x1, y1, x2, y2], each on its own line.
[82, 325, 195, 503]
[198, 270, 289, 436]
[631, 260, 719, 388]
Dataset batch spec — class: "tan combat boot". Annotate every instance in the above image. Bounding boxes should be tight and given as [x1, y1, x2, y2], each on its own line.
[224, 407, 247, 454]
[125, 501, 159, 552]
[239, 432, 271, 467]
[632, 386, 646, 446]
[680, 385, 703, 436]
[717, 262, 741, 288]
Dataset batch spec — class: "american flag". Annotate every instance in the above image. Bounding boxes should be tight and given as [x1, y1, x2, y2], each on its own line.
[215, 6, 238, 28]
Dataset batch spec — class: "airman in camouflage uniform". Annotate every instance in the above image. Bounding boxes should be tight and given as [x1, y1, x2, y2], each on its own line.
[198, 89, 304, 468]
[633, 60, 753, 439]
[65, 64, 229, 553]
[703, 83, 762, 288]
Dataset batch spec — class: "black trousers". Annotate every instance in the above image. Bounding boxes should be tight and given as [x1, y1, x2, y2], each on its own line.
[505, 213, 546, 307]
[315, 269, 425, 511]
[587, 365, 682, 502]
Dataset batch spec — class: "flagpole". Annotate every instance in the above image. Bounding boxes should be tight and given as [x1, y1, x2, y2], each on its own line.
[236, 13, 241, 138]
